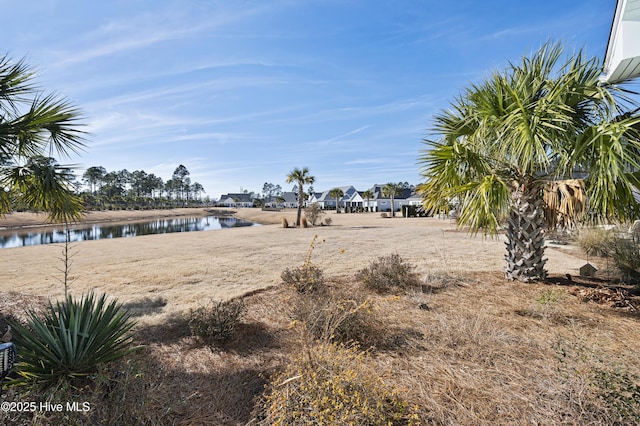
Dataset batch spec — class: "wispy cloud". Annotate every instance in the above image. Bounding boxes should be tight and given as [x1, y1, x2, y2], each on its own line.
[311, 125, 372, 147]
[51, 1, 289, 68]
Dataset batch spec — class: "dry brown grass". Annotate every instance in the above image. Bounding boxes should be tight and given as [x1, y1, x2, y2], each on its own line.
[1, 209, 640, 424]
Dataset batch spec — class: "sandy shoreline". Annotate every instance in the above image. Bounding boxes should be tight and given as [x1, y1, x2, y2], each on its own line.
[0, 208, 589, 323]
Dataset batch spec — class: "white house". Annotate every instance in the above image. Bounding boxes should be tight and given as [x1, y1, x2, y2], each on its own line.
[344, 191, 365, 212]
[602, 0, 640, 83]
[264, 191, 299, 209]
[217, 193, 254, 208]
[309, 186, 357, 210]
[365, 184, 414, 212]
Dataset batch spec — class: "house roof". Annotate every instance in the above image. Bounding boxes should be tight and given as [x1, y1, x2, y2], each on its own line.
[219, 193, 254, 202]
[313, 186, 355, 202]
[370, 184, 413, 200]
[602, 0, 640, 83]
[264, 192, 298, 203]
[281, 192, 298, 203]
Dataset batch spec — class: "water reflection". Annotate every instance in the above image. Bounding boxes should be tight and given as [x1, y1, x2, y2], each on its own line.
[0, 216, 256, 249]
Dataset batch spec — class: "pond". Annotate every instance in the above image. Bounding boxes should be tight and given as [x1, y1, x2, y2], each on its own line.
[0, 215, 257, 249]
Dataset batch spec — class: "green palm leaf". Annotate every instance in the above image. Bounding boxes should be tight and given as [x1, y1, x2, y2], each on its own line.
[0, 54, 86, 221]
[418, 41, 640, 282]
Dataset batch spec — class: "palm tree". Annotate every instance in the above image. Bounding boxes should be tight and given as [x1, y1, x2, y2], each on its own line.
[418, 42, 640, 283]
[382, 183, 403, 217]
[329, 188, 344, 213]
[0, 54, 86, 222]
[362, 190, 374, 212]
[286, 167, 315, 227]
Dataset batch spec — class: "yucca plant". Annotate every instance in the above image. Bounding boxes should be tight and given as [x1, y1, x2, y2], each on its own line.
[9, 292, 139, 385]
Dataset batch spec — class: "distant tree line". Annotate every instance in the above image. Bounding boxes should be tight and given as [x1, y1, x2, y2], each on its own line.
[80, 164, 208, 210]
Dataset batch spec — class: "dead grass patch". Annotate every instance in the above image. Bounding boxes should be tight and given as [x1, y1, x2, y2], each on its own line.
[121, 296, 167, 317]
[2, 211, 640, 424]
[3, 268, 640, 424]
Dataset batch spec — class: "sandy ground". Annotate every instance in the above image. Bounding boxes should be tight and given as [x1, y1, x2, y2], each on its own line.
[0, 208, 589, 321]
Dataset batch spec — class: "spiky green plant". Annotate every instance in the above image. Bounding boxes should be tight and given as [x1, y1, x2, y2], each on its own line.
[9, 292, 139, 385]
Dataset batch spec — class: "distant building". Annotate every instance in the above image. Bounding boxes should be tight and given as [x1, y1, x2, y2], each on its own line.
[308, 186, 357, 210]
[365, 184, 414, 212]
[263, 192, 299, 209]
[217, 193, 254, 207]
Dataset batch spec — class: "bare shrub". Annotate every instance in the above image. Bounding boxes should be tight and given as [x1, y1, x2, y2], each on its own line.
[258, 343, 418, 425]
[187, 299, 246, 345]
[281, 235, 326, 293]
[356, 253, 422, 293]
[304, 203, 325, 226]
[578, 228, 615, 258]
[281, 263, 325, 293]
[324, 217, 332, 226]
[380, 212, 388, 218]
[290, 287, 375, 346]
[281, 217, 289, 228]
[301, 216, 308, 228]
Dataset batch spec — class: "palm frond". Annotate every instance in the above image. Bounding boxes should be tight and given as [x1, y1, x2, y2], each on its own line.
[0, 54, 37, 113]
[543, 179, 587, 229]
[0, 156, 84, 221]
[572, 117, 640, 221]
[456, 174, 510, 234]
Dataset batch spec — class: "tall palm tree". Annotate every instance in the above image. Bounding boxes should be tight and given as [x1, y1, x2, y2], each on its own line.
[362, 190, 374, 212]
[329, 187, 344, 213]
[0, 54, 86, 223]
[382, 183, 403, 217]
[286, 167, 315, 227]
[418, 42, 640, 283]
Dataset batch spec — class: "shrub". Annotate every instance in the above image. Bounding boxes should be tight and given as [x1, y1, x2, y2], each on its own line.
[281, 263, 325, 293]
[187, 299, 246, 345]
[281, 217, 289, 228]
[290, 288, 374, 345]
[304, 203, 325, 226]
[301, 216, 308, 228]
[380, 212, 388, 218]
[259, 343, 417, 425]
[324, 217, 332, 226]
[578, 228, 615, 258]
[592, 367, 640, 423]
[10, 292, 139, 385]
[281, 235, 326, 293]
[612, 239, 640, 283]
[356, 254, 422, 293]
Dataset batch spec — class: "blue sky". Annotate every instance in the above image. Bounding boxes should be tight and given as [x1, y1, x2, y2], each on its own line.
[5, 0, 617, 199]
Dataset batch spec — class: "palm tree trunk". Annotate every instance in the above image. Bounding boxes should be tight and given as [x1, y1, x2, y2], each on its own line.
[296, 187, 303, 227]
[504, 185, 547, 282]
